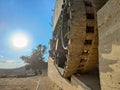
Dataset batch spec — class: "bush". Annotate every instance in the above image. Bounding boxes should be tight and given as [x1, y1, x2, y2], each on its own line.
[0, 75, 8, 78]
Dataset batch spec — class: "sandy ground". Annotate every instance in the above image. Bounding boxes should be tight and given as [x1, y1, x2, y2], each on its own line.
[0, 75, 61, 90]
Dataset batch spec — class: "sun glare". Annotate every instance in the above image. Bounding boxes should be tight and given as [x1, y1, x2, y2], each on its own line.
[11, 33, 29, 49]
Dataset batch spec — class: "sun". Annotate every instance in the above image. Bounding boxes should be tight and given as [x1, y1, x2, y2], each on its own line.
[11, 33, 29, 49]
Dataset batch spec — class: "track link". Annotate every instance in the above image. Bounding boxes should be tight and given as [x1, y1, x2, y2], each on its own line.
[51, 0, 98, 78]
[62, 0, 98, 78]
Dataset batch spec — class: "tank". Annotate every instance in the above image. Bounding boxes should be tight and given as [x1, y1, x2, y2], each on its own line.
[49, 0, 108, 78]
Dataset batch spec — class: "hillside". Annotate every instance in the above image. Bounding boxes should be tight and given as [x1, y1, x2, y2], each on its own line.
[0, 66, 33, 75]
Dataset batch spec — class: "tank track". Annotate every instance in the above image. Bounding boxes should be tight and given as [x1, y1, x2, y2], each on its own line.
[53, 0, 98, 78]
[63, 0, 98, 78]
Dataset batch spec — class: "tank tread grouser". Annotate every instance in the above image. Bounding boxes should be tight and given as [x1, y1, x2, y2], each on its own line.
[51, 0, 98, 78]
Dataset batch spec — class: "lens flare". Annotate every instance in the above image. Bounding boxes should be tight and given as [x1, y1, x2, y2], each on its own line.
[11, 33, 29, 49]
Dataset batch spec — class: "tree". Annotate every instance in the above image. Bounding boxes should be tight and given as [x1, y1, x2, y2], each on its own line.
[20, 44, 47, 75]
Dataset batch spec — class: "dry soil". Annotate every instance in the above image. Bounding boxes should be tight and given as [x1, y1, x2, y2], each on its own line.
[0, 75, 61, 90]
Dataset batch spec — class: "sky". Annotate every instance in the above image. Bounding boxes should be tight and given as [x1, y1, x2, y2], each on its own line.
[0, 0, 55, 69]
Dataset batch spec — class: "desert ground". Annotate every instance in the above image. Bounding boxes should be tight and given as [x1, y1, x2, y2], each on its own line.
[0, 75, 61, 90]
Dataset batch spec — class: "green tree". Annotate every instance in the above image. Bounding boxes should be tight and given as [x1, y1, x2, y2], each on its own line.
[20, 44, 47, 75]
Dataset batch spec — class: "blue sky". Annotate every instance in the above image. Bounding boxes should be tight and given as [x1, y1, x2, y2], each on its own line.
[0, 0, 55, 68]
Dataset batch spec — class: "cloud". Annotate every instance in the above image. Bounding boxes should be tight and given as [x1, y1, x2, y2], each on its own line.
[0, 60, 23, 64]
[0, 60, 6, 63]
[0, 60, 25, 69]
[5, 60, 21, 63]
[0, 55, 4, 58]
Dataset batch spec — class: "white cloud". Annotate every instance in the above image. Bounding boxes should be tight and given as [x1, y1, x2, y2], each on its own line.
[0, 60, 25, 69]
[0, 55, 4, 58]
[5, 60, 19, 63]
